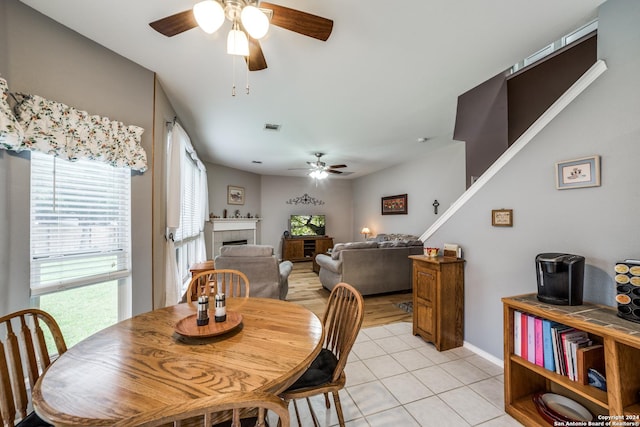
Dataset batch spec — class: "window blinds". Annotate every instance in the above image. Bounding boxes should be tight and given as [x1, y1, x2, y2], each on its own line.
[174, 149, 202, 243]
[30, 151, 131, 296]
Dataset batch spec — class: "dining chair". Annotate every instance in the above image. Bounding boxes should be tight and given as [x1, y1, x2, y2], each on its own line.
[0, 308, 68, 427]
[278, 282, 364, 427]
[186, 269, 250, 302]
[112, 391, 290, 427]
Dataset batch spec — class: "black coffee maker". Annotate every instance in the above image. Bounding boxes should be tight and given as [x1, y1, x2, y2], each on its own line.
[536, 253, 585, 305]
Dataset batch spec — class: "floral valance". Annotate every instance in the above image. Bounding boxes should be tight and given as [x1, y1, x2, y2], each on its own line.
[0, 78, 147, 172]
[0, 78, 24, 148]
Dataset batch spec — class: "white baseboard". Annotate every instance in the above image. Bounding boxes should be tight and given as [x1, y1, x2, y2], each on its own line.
[464, 341, 504, 369]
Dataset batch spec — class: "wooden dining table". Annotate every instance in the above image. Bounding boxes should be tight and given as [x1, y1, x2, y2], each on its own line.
[32, 298, 324, 426]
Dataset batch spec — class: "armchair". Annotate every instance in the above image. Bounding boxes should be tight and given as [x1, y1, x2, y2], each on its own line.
[214, 245, 293, 300]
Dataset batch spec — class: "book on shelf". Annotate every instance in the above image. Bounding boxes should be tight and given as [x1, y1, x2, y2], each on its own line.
[513, 312, 594, 382]
[560, 329, 589, 380]
[514, 311, 522, 357]
[542, 319, 556, 372]
[521, 312, 528, 360]
[534, 317, 544, 367]
[527, 315, 536, 364]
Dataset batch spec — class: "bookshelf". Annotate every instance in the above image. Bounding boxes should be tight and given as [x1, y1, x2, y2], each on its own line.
[503, 294, 640, 426]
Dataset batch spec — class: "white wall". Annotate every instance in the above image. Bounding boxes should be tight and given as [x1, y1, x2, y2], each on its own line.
[426, 0, 640, 359]
[352, 141, 467, 240]
[0, 0, 156, 316]
[261, 176, 353, 258]
[207, 163, 262, 220]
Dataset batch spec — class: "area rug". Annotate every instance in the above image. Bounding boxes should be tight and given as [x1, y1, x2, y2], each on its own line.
[396, 301, 413, 313]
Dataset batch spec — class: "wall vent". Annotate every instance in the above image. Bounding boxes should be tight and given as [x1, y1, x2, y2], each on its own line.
[264, 123, 281, 131]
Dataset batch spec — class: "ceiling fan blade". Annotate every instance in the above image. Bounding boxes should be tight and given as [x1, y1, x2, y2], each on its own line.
[329, 164, 347, 169]
[328, 169, 343, 174]
[260, 2, 333, 41]
[149, 9, 197, 37]
[246, 38, 268, 71]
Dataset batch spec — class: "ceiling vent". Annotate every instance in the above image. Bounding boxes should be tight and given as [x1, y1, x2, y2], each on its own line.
[264, 123, 281, 131]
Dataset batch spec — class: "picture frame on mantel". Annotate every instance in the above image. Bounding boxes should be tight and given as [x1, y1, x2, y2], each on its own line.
[381, 194, 408, 215]
[555, 155, 601, 190]
[227, 185, 245, 205]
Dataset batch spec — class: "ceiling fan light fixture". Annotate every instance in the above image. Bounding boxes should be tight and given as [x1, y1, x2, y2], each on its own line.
[309, 170, 329, 180]
[241, 5, 269, 39]
[193, 0, 225, 34]
[227, 22, 250, 56]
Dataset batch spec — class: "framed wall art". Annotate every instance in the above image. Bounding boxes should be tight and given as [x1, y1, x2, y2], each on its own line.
[555, 155, 600, 190]
[381, 194, 407, 215]
[492, 209, 513, 227]
[227, 185, 245, 205]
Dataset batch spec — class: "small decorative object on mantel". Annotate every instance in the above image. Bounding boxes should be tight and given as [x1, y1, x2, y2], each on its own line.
[286, 193, 325, 206]
[381, 194, 408, 215]
[492, 209, 513, 227]
[555, 155, 600, 190]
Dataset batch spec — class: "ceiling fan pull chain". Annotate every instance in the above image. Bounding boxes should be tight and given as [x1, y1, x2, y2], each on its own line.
[231, 55, 237, 97]
[246, 57, 250, 95]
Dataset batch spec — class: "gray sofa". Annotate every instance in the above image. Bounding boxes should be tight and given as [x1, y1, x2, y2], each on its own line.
[315, 235, 423, 296]
[214, 245, 293, 300]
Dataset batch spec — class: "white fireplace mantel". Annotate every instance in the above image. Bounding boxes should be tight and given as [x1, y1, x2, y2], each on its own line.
[207, 219, 261, 258]
[212, 218, 260, 232]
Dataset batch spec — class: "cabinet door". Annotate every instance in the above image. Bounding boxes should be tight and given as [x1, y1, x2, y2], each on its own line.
[415, 267, 437, 340]
[283, 240, 303, 261]
[315, 238, 333, 255]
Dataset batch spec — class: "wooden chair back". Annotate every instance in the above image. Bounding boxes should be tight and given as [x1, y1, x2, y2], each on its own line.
[322, 282, 364, 382]
[0, 309, 67, 427]
[112, 391, 290, 427]
[186, 269, 250, 302]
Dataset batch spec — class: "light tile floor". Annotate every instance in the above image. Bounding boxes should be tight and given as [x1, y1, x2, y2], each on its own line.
[273, 322, 524, 427]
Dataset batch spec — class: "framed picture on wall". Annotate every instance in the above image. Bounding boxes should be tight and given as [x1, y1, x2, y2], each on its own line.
[555, 155, 601, 190]
[227, 186, 245, 205]
[381, 194, 408, 215]
[492, 209, 513, 227]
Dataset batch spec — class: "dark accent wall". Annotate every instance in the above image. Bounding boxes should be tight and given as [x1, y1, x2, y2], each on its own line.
[453, 72, 509, 188]
[507, 33, 597, 144]
[454, 32, 597, 189]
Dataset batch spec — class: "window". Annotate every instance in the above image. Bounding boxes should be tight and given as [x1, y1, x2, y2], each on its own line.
[174, 145, 205, 287]
[30, 151, 131, 346]
[511, 20, 598, 74]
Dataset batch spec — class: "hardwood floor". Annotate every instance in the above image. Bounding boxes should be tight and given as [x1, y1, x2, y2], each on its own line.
[286, 261, 413, 328]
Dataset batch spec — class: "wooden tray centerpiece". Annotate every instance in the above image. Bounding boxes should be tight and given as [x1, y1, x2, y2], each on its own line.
[174, 311, 243, 338]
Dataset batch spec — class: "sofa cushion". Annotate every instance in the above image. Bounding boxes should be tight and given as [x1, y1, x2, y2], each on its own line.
[219, 244, 273, 257]
[379, 240, 406, 247]
[332, 241, 378, 259]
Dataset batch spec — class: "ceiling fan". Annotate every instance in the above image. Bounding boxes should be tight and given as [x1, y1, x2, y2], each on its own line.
[290, 153, 347, 179]
[149, 1, 333, 71]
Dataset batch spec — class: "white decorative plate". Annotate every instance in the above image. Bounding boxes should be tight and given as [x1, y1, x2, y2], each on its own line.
[540, 393, 593, 422]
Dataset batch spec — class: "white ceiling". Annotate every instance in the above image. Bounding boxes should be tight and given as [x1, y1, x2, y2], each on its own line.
[20, 0, 604, 179]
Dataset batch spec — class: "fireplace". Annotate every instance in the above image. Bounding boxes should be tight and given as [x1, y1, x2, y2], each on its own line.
[206, 219, 261, 258]
[223, 239, 248, 246]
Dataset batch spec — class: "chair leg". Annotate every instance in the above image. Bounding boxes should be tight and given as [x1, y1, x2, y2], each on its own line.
[292, 399, 303, 427]
[324, 392, 331, 408]
[305, 397, 320, 427]
[231, 409, 241, 427]
[332, 391, 346, 427]
[256, 408, 266, 427]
